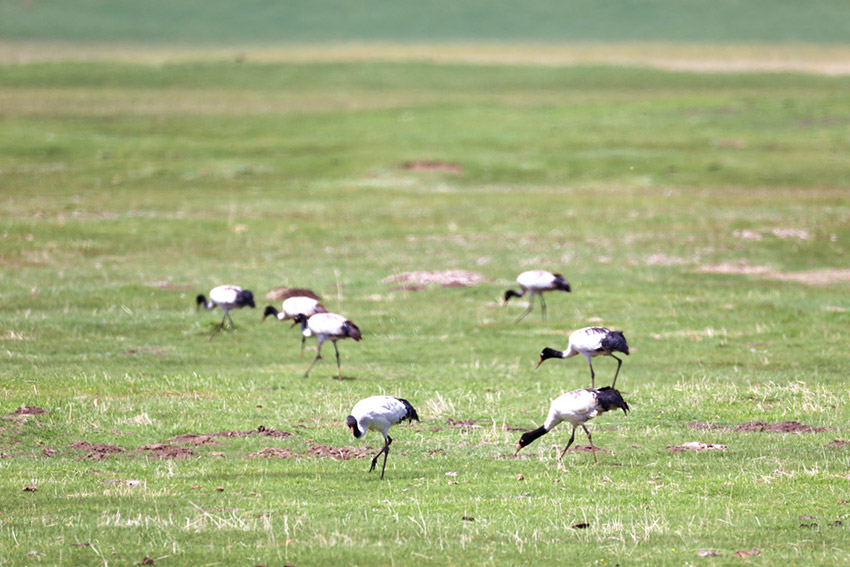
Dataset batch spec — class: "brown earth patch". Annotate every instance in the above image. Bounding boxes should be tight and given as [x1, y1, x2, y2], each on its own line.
[384, 270, 491, 289]
[70, 441, 125, 461]
[171, 434, 221, 446]
[667, 441, 727, 452]
[137, 443, 196, 459]
[567, 444, 613, 454]
[735, 420, 827, 433]
[825, 439, 850, 448]
[7, 406, 47, 419]
[265, 287, 321, 301]
[697, 262, 850, 286]
[447, 418, 480, 427]
[306, 442, 376, 460]
[246, 447, 298, 459]
[209, 425, 294, 439]
[688, 422, 726, 430]
[401, 161, 464, 174]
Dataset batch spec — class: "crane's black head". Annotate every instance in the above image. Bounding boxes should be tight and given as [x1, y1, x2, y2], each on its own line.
[503, 289, 522, 304]
[346, 415, 362, 438]
[238, 289, 256, 308]
[535, 347, 563, 369]
[262, 305, 278, 322]
[195, 294, 207, 308]
[595, 387, 630, 416]
[293, 313, 307, 324]
[514, 426, 548, 455]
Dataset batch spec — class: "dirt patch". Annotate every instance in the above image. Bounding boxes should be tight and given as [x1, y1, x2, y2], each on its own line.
[171, 434, 221, 446]
[567, 444, 612, 454]
[384, 270, 491, 289]
[306, 442, 376, 460]
[447, 418, 480, 427]
[825, 440, 850, 448]
[246, 447, 298, 459]
[209, 425, 294, 439]
[265, 287, 321, 301]
[401, 161, 464, 174]
[137, 444, 196, 459]
[667, 441, 727, 452]
[697, 261, 850, 286]
[7, 406, 47, 419]
[70, 441, 125, 461]
[735, 421, 827, 433]
[688, 422, 726, 431]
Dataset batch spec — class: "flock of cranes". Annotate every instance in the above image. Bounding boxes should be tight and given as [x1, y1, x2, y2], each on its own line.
[196, 270, 631, 479]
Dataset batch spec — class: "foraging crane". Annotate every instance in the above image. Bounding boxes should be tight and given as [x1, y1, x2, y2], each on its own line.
[346, 395, 419, 479]
[504, 270, 571, 322]
[514, 387, 629, 464]
[262, 296, 329, 355]
[196, 285, 256, 340]
[293, 312, 361, 379]
[536, 326, 630, 388]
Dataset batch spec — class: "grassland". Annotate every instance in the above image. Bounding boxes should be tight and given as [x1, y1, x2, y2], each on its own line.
[1, 43, 850, 567]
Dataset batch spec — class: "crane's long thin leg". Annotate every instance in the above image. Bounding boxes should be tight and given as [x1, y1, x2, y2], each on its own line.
[515, 293, 534, 322]
[300, 335, 306, 358]
[586, 358, 596, 389]
[333, 340, 342, 380]
[380, 439, 391, 479]
[558, 426, 578, 462]
[225, 311, 235, 329]
[540, 293, 547, 321]
[303, 339, 324, 377]
[209, 314, 227, 341]
[610, 355, 623, 388]
[582, 424, 598, 464]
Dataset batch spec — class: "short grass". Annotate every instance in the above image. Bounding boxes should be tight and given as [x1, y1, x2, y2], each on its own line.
[1, 53, 849, 566]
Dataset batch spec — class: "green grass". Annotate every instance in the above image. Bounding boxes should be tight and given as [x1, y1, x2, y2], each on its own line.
[1, 55, 849, 566]
[2, 0, 850, 44]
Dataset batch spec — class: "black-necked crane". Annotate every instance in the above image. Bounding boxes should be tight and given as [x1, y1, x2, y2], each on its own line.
[346, 395, 419, 479]
[514, 387, 629, 464]
[262, 296, 329, 356]
[536, 326, 630, 388]
[196, 285, 256, 340]
[293, 312, 361, 379]
[503, 270, 571, 322]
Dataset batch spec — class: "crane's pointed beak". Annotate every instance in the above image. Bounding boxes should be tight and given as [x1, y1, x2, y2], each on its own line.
[534, 357, 544, 370]
[514, 444, 522, 456]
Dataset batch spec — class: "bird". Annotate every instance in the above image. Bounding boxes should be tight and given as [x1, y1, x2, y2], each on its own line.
[262, 296, 329, 355]
[346, 395, 419, 479]
[503, 270, 571, 322]
[514, 387, 629, 464]
[293, 312, 362, 379]
[536, 326, 630, 388]
[196, 285, 256, 340]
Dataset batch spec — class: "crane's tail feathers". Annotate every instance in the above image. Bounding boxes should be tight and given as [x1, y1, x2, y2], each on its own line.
[596, 387, 630, 415]
[395, 397, 420, 422]
[601, 331, 629, 355]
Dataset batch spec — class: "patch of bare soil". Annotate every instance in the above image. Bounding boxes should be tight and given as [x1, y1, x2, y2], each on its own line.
[265, 287, 321, 301]
[567, 444, 612, 454]
[171, 434, 221, 446]
[70, 441, 125, 461]
[735, 421, 827, 433]
[667, 441, 728, 452]
[401, 161, 464, 174]
[307, 442, 376, 460]
[825, 440, 850, 448]
[246, 447, 298, 459]
[137, 444, 196, 459]
[209, 425, 294, 439]
[697, 261, 850, 286]
[688, 422, 726, 431]
[384, 270, 491, 289]
[6, 406, 47, 419]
